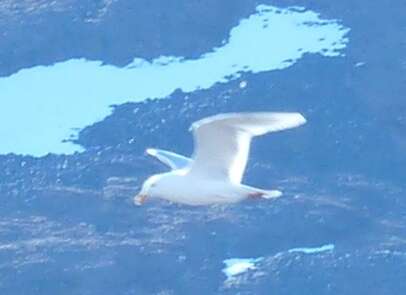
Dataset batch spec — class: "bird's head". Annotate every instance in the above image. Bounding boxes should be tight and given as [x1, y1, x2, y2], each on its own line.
[133, 174, 164, 205]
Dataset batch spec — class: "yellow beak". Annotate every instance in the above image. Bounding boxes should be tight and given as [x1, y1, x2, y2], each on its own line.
[134, 194, 148, 206]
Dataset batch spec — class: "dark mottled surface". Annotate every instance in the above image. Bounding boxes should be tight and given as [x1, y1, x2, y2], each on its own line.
[0, 0, 405, 294]
[0, 0, 253, 76]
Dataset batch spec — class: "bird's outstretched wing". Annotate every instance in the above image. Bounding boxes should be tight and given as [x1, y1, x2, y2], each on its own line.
[146, 148, 192, 170]
[188, 112, 306, 183]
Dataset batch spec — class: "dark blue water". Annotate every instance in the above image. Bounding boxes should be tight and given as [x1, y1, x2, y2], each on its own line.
[0, 1, 405, 294]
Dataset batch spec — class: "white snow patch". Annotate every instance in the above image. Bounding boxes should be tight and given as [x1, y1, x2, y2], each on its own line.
[0, 5, 349, 156]
[222, 257, 263, 280]
[288, 243, 335, 254]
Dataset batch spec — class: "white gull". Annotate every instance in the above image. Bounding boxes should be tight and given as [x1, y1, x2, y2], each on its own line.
[134, 112, 306, 206]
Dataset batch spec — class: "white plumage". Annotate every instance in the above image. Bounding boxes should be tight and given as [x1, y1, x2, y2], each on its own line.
[135, 112, 306, 206]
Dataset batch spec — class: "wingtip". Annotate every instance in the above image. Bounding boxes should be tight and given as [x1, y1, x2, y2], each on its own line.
[297, 113, 307, 126]
[271, 112, 307, 131]
[145, 148, 157, 156]
[283, 112, 307, 127]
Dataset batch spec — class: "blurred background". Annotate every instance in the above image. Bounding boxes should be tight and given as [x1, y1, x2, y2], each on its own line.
[0, 0, 405, 294]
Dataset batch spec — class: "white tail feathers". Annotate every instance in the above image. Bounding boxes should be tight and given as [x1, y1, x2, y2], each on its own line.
[261, 190, 283, 199]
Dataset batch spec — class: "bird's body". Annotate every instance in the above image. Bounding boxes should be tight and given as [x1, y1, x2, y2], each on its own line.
[147, 171, 245, 205]
[134, 112, 306, 206]
[141, 170, 280, 205]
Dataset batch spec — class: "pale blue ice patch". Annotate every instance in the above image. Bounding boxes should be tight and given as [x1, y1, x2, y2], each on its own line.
[222, 257, 264, 280]
[288, 243, 335, 254]
[222, 244, 334, 280]
[0, 5, 350, 156]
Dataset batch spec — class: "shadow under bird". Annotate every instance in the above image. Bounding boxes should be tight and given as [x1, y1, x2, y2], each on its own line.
[134, 112, 306, 206]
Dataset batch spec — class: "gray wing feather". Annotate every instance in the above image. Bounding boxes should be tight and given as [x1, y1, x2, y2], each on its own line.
[146, 148, 191, 170]
[188, 112, 306, 183]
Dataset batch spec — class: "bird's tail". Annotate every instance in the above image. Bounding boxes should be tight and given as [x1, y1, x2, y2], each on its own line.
[261, 189, 283, 199]
[242, 184, 283, 199]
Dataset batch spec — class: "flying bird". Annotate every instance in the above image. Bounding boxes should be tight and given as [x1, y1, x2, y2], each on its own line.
[134, 112, 306, 206]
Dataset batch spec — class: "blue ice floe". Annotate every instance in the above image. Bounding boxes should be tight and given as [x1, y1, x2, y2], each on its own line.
[0, 5, 349, 156]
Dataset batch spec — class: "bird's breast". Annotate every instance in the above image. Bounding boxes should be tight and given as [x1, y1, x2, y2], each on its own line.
[160, 176, 245, 205]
